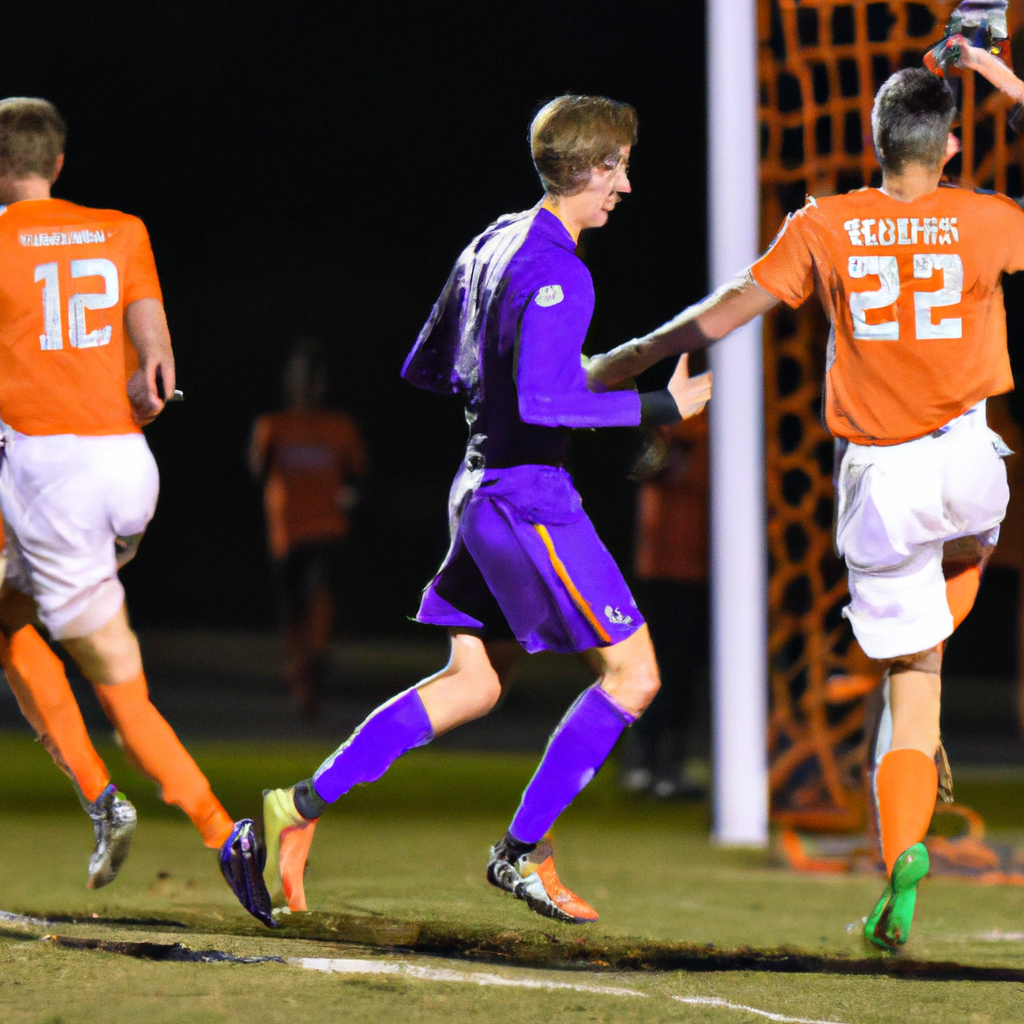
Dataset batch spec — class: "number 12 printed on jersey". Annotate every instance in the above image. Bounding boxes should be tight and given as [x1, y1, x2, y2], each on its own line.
[34, 258, 119, 350]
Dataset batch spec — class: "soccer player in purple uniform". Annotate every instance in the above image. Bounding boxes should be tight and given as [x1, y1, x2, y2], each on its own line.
[262, 95, 711, 923]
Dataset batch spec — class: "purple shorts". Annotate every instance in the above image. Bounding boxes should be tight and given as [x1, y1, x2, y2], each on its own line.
[416, 464, 644, 654]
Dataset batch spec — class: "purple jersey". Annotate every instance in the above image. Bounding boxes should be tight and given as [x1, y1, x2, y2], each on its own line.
[403, 206, 641, 467]
[405, 206, 645, 653]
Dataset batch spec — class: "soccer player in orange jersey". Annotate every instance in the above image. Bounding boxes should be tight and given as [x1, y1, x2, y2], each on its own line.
[249, 340, 367, 716]
[0, 98, 273, 925]
[588, 66, 1020, 948]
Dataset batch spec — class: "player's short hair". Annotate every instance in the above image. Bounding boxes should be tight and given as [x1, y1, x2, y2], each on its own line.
[0, 97, 66, 179]
[871, 69, 956, 173]
[530, 95, 637, 197]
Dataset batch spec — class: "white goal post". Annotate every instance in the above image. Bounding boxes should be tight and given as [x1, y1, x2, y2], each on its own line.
[706, 0, 769, 847]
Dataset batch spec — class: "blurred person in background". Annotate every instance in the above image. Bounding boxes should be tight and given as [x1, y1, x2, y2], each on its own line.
[621, 410, 710, 799]
[249, 339, 367, 716]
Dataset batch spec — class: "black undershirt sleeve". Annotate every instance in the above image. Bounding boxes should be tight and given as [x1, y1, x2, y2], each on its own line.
[638, 389, 682, 428]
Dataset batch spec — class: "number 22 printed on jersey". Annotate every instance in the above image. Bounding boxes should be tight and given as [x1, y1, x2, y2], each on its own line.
[848, 253, 963, 341]
[34, 258, 118, 350]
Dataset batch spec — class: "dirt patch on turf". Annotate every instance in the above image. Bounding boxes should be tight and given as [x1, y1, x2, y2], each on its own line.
[12, 909, 1024, 981]
[45, 935, 284, 963]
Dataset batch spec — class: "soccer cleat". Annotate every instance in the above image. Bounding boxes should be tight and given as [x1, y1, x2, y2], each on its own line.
[865, 842, 930, 950]
[82, 783, 137, 890]
[486, 837, 599, 924]
[262, 787, 317, 912]
[218, 819, 277, 928]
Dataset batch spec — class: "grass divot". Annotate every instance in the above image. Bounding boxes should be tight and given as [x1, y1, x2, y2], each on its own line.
[13, 906, 1024, 982]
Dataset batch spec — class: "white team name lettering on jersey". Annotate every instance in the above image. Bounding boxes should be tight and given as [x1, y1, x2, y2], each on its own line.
[19, 229, 107, 247]
[843, 216, 958, 247]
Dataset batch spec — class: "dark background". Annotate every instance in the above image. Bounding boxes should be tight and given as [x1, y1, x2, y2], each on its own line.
[1, 2, 709, 635]
[0, 3, 1021, 682]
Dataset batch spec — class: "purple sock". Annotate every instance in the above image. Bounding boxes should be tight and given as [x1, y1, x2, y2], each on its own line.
[508, 684, 635, 844]
[312, 688, 434, 803]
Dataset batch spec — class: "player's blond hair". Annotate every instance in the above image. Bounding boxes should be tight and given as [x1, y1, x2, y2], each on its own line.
[530, 95, 637, 197]
[0, 98, 66, 180]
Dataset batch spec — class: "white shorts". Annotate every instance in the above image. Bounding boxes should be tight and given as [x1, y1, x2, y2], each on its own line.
[0, 426, 159, 640]
[835, 402, 1009, 660]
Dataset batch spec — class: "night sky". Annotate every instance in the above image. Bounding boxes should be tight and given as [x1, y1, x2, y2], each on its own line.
[3, 5, 1022, 676]
[0, 3, 710, 634]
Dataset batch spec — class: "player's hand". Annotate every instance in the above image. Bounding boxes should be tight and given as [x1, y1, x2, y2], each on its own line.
[127, 356, 174, 426]
[667, 353, 712, 420]
[951, 37, 1024, 107]
[953, 37, 989, 72]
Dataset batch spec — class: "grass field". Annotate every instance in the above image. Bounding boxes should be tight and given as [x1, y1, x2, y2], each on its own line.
[3, 733, 1024, 1023]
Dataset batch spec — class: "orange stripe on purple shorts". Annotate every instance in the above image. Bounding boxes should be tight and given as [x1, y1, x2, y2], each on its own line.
[532, 523, 612, 643]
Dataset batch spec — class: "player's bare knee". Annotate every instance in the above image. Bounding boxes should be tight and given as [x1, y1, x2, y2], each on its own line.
[889, 644, 942, 676]
[62, 614, 143, 687]
[476, 664, 504, 714]
[484, 638, 521, 695]
[601, 658, 660, 717]
[628, 664, 661, 712]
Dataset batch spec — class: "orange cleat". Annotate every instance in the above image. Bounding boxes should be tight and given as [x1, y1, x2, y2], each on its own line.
[486, 837, 598, 924]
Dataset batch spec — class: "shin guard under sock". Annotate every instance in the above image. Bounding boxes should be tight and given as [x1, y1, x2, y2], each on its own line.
[311, 687, 434, 803]
[0, 626, 109, 802]
[509, 684, 635, 845]
[92, 671, 234, 848]
[876, 748, 939, 876]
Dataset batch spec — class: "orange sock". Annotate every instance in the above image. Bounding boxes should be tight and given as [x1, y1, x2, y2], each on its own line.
[92, 671, 234, 849]
[946, 565, 982, 630]
[876, 748, 938, 876]
[0, 626, 109, 802]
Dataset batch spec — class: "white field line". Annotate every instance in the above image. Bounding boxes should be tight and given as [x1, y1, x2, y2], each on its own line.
[292, 957, 855, 1024]
[0, 910, 49, 930]
[672, 994, 853, 1024]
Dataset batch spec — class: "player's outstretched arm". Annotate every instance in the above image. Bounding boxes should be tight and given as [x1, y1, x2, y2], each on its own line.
[125, 298, 175, 426]
[587, 271, 778, 391]
[956, 39, 1024, 103]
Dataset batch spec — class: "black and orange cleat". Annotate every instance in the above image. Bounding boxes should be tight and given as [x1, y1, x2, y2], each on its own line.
[486, 836, 599, 924]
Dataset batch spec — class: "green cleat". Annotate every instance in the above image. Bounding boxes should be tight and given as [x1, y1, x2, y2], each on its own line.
[865, 842, 930, 950]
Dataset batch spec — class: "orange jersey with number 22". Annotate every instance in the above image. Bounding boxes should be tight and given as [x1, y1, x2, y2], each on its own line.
[752, 184, 1021, 445]
[0, 198, 164, 436]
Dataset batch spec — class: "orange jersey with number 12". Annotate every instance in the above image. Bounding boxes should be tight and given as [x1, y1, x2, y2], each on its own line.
[751, 184, 1021, 445]
[0, 198, 164, 436]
